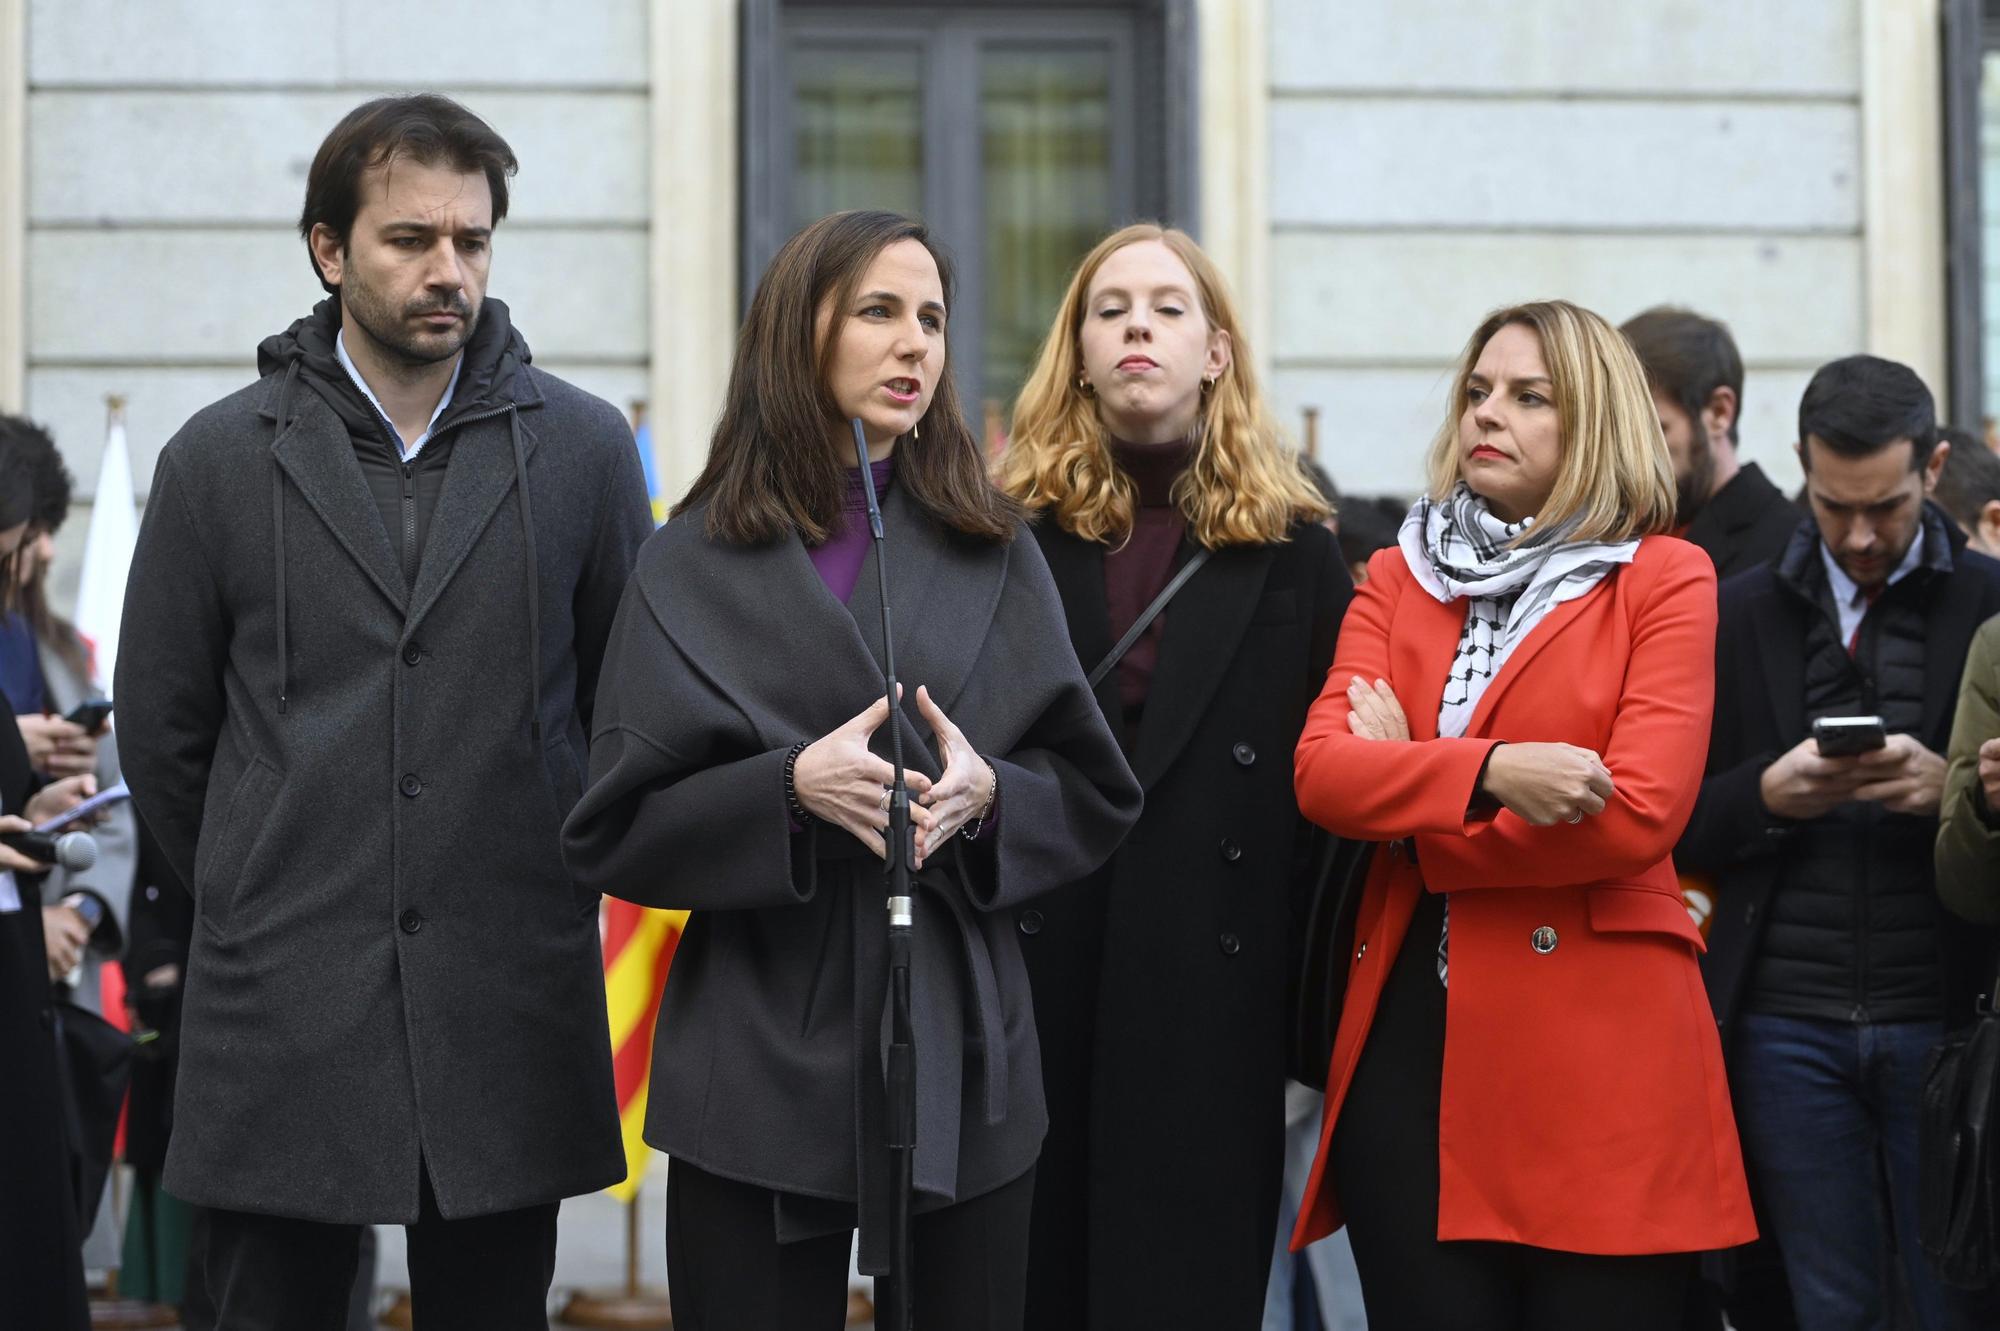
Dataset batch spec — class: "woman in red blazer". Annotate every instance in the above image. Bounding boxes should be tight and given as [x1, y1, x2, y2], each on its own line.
[1290, 300, 1755, 1330]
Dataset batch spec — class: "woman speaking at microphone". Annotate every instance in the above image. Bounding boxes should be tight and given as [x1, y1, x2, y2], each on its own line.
[1288, 301, 1754, 1329]
[562, 209, 1141, 1331]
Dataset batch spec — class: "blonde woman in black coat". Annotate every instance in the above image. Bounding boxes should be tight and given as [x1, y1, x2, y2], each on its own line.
[997, 223, 1350, 1331]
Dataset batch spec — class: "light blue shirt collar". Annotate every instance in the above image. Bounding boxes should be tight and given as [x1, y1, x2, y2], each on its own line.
[335, 328, 463, 460]
[1819, 528, 1924, 648]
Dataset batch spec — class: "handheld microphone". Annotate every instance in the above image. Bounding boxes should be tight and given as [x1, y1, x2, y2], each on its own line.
[1, 828, 98, 871]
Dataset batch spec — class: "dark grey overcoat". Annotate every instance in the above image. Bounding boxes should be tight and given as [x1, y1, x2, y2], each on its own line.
[561, 484, 1143, 1272]
[115, 339, 652, 1222]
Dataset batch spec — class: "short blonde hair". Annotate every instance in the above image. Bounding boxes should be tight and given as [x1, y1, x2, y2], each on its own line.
[998, 224, 1329, 548]
[1426, 300, 1677, 544]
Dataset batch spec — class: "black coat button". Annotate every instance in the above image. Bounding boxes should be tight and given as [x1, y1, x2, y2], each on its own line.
[403, 642, 423, 666]
[1018, 909, 1044, 936]
[1232, 742, 1256, 766]
[399, 909, 424, 934]
[1219, 932, 1241, 956]
[1219, 838, 1242, 862]
[400, 774, 423, 798]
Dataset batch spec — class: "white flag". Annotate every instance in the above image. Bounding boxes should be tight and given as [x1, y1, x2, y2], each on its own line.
[74, 406, 138, 695]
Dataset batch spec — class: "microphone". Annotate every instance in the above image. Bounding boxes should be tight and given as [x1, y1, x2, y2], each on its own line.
[1, 828, 98, 871]
[853, 414, 917, 1330]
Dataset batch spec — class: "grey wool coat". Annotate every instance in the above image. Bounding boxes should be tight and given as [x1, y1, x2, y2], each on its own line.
[561, 483, 1143, 1272]
[115, 316, 653, 1222]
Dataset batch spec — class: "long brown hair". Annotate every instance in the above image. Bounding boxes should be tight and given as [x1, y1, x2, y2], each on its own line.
[998, 223, 1328, 548]
[20, 569, 90, 684]
[676, 210, 1019, 544]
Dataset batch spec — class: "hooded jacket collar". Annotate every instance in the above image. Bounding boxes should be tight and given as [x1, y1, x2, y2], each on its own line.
[254, 295, 540, 435]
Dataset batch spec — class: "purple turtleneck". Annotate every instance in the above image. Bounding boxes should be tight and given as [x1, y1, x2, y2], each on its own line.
[809, 456, 896, 603]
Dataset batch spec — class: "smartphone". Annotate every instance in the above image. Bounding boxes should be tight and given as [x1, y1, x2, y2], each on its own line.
[63, 699, 112, 734]
[1813, 715, 1888, 757]
[33, 781, 131, 833]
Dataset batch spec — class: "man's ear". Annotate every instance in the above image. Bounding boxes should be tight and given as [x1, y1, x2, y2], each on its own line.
[1924, 438, 1952, 496]
[1979, 499, 2000, 556]
[1703, 385, 1739, 448]
[309, 223, 346, 289]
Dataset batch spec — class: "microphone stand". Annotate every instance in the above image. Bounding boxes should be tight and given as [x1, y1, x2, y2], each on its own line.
[852, 416, 916, 1331]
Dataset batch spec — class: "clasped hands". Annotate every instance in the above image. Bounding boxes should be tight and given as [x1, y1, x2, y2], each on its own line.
[791, 684, 995, 868]
[1344, 675, 1616, 828]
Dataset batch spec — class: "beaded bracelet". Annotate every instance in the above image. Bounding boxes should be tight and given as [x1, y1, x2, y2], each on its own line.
[783, 741, 814, 826]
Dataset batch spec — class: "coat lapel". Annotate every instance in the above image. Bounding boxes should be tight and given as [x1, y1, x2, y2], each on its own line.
[405, 406, 534, 633]
[1751, 587, 1807, 740]
[656, 519, 885, 745]
[1461, 581, 1607, 739]
[1394, 581, 1468, 742]
[1924, 563, 1988, 745]
[847, 484, 1008, 766]
[268, 397, 407, 616]
[649, 486, 1005, 776]
[1031, 525, 1121, 729]
[1130, 543, 1278, 789]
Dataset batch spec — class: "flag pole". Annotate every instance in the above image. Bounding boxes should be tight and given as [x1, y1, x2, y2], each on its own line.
[626, 1191, 641, 1299]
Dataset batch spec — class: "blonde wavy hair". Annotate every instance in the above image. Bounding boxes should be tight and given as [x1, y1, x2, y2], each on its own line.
[1427, 301, 1677, 544]
[997, 224, 1329, 548]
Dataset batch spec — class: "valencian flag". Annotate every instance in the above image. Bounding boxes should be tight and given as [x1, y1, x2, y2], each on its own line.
[602, 900, 687, 1201]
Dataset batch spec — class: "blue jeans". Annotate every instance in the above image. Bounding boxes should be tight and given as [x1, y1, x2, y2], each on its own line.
[1731, 1014, 1946, 1331]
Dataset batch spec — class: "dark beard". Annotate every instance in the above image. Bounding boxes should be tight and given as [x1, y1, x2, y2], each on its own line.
[1675, 434, 1717, 527]
[341, 274, 478, 368]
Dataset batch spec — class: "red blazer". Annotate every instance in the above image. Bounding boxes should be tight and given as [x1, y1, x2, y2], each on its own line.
[1290, 535, 1755, 1256]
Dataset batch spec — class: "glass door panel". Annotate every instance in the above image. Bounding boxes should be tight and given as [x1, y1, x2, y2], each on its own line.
[792, 45, 925, 229]
[980, 44, 1117, 419]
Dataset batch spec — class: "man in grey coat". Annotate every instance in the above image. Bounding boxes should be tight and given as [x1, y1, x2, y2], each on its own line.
[116, 94, 652, 1328]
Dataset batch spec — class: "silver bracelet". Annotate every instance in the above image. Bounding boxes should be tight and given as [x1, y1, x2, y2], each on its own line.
[961, 761, 997, 840]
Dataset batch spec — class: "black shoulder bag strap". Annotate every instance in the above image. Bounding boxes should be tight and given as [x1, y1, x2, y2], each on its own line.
[1086, 547, 1212, 690]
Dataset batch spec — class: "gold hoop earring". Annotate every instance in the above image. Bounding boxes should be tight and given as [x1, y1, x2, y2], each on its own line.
[1200, 376, 1216, 396]
[1076, 374, 1096, 399]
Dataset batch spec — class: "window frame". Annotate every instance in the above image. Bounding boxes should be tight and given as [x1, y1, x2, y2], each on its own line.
[1942, 0, 1988, 430]
[740, 0, 1197, 414]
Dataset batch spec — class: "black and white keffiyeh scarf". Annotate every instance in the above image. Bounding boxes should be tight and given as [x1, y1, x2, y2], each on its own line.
[1398, 482, 1638, 986]
[1399, 482, 1638, 741]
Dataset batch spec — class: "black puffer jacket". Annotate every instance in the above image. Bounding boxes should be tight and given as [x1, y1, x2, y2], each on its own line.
[1682, 504, 2000, 1041]
[1743, 515, 1946, 1022]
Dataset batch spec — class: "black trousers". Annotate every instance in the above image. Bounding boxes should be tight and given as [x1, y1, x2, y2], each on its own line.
[196, 1167, 558, 1331]
[665, 1158, 1036, 1331]
[1332, 892, 1692, 1331]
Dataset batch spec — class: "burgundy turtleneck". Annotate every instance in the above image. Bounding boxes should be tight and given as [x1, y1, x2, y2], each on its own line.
[1103, 436, 1195, 719]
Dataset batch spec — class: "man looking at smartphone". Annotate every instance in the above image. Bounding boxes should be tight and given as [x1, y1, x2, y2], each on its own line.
[1679, 355, 2000, 1331]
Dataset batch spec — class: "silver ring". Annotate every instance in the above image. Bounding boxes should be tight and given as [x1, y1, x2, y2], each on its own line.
[880, 787, 893, 811]
[1566, 810, 1583, 824]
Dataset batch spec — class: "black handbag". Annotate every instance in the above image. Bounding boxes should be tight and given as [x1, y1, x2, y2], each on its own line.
[1286, 831, 1375, 1091]
[1919, 975, 2000, 1288]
